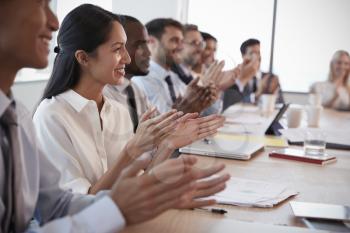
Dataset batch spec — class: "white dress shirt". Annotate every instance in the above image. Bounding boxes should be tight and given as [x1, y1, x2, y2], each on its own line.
[0, 90, 125, 233]
[132, 61, 184, 113]
[103, 78, 154, 120]
[33, 90, 133, 194]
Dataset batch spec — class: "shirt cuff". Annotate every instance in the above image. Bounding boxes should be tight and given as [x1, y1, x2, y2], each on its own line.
[75, 196, 126, 233]
[235, 79, 245, 93]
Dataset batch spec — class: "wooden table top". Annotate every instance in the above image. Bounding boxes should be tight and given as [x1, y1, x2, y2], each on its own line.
[121, 108, 350, 233]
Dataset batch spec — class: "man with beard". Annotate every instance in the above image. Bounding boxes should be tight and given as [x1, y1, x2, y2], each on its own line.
[192, 32, 217, 76]
[171, 24, 222, 114]
[132, 18, 216, 114]
[171, 24, 204, 85]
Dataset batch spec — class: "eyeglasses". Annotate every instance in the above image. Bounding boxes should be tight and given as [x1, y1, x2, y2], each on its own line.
[184, 40, 206, 49]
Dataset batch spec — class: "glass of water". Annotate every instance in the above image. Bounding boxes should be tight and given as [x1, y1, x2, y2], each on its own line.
[304, 129, 326, 156]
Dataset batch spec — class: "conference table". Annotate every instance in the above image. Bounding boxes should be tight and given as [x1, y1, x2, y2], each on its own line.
[121, 106, 350, 233]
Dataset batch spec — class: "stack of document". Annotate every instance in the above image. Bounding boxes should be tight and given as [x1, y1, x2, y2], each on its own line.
[214, 178, 298, 208]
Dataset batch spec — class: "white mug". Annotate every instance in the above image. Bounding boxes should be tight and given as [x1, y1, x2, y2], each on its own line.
[260, 94, 276, 114]
[287, 106, 303, 128]
[305, 105, 323, 127]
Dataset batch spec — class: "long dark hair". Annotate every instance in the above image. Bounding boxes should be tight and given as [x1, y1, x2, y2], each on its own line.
[41, 4, 121, 100]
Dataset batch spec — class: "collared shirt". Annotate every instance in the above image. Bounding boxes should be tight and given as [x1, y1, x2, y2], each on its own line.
[132, 61, 185, 113]
[33, 90, 133, 194]
[103, 78, 154, 120]
[0, 90, 125, 233]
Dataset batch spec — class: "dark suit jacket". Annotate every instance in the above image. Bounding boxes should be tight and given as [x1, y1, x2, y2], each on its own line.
[223, 72, 284, 111]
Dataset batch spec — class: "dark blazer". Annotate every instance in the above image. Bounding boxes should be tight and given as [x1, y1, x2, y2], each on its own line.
[223, 72, 284, 111]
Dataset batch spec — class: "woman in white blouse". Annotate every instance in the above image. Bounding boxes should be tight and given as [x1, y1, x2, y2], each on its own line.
[33, 5, 225, 195]
[311, 50, 350, 110]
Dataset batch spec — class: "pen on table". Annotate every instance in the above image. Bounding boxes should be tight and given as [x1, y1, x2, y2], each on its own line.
[203, 138, 212, 144]
[192, 207, 227, 215]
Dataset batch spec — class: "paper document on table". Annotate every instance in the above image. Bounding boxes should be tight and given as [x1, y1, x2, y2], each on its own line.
[213, 178, 298, 208]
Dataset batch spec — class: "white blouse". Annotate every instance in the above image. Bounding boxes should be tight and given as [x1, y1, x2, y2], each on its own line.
[311, 81, 350, 110]
[33, 90, 133, 194]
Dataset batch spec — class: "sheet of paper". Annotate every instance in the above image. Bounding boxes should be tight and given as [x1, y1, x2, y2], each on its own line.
[213, 178, 298, 208]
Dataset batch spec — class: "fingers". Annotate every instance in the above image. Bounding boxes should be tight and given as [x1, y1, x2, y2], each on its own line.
[121, 157, 152, 178]
[177, 112, 199, 123]
[156, 121, 178, 140]
[197, 128, 218, 140]
[140, 107, 157, 122]
[195, 114, 217, 123]
[188, 77, 200, 88]
[195, 183, 226, 199]
[198, 118, 225, 134]
[147, 155, 198, 184]
[211, 61, 225, 84]
[155, 111, 183, 129]
[193, 163, 226, 180]
[149, 109, 179, 126]
[195, 174, 230, 193]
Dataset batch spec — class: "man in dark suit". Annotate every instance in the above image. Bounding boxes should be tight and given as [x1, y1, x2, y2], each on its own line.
[223, 38, 284, 110]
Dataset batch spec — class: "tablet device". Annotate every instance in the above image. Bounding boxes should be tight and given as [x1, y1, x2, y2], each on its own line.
[265, 103, 290, 136]
[290, 201, 350, 222]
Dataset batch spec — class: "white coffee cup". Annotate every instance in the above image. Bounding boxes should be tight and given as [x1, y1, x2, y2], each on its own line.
[305, 105, 323, 127]
[287, 106, 303, 128]
[309, 93, 322, 106]
[260, 94, 276, 114]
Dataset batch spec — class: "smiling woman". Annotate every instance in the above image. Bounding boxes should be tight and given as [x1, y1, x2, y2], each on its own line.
[32, 4, 137, 194]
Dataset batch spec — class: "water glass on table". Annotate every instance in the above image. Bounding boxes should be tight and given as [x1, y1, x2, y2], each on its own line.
[304, 129, 326, 156]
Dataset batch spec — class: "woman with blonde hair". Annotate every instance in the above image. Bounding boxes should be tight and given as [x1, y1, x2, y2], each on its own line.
[311, 50, 350, 110]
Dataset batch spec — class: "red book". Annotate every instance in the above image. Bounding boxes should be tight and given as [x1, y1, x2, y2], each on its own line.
[269, 149, 337, 165]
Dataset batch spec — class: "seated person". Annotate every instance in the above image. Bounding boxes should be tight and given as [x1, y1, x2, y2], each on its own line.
[192, 31, 217, 76]
[223, 38, 284, 110]
[171, 24, 222, 115]
[0, 2, 228, 232]
[132, 18, 217, 114]
[310, 50, 350, 110]
[33, 5, 226, 196]
[104, 15, 155, 132]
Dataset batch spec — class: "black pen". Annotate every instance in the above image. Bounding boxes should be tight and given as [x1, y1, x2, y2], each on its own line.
[193, 207, 227, 214]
